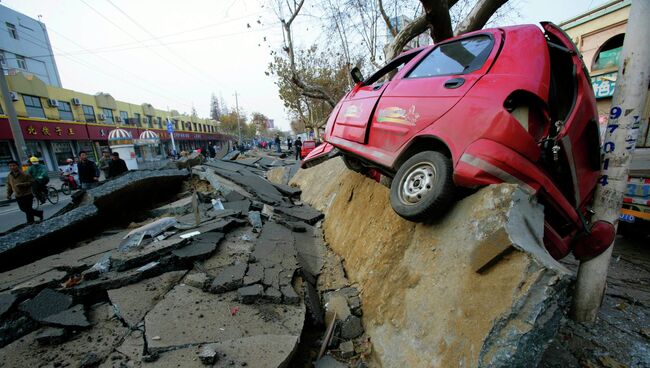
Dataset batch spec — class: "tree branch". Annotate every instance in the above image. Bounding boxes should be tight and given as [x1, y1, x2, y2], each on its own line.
[454, 0, 509, 35]
[420, 0, 453, 42]
[384, 14, 428, 60]
[378, 0, 398, 38]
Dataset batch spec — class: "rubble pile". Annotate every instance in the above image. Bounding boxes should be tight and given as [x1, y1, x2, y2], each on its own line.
[0, 153, 368, 367]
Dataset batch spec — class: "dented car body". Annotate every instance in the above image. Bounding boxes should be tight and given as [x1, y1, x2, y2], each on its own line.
[302, 22, 615, 260]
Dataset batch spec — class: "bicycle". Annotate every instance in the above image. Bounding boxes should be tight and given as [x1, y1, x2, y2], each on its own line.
[32, 185, 59, 210]
[60, 172, 79, 195]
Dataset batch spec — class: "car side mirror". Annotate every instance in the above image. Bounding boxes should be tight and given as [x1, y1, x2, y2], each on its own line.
[351, 67, 364, 84]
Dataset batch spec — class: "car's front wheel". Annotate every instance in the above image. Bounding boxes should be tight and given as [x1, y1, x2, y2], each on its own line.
[389, 151, 455, 222]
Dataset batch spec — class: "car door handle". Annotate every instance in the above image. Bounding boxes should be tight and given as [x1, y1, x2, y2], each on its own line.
[444, 78, 465, 89]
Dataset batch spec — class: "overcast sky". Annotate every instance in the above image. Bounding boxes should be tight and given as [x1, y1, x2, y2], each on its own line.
[2, 0, 610, 130]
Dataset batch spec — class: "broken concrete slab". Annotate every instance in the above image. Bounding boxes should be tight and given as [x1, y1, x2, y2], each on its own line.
[10, 269, 70, 297]
[264, 286, 283, 304]
[209, 263, 248, 293]
[175, 151, 205, 169]
[184, 272, 210, 290]
[35, 327, 69, 345]
[111, 236, 188, 271]
[223, 199, 251, 214]
[196, 335, 301, 367]
[281, 285, 300, 305]
[224, 190, 247, 202]
[67, 260, 170, 297]
[198, 344, 219, 365]
[271, 182, 302, 197]
[238, 284, 264, 304]
[340, 315, 364, 340]
[274, 205, 324, 225]
[172, 234, 224, 263]
[18, 288, 73, 322]
[243, 263, 264, 286]
[41, 304, 90, 328]
[339, 340, 355, 359]
[0, 293, 16, 318]
[292, 157, 573, 367]
[144, 284, 305, 355]
[107, 271, 186, 327]
[205, 162, 285, 205]
[0, 314, 37, 348]
[149, 196, 193, 217]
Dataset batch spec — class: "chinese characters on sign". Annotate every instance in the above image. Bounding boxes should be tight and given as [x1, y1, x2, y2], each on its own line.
[591, 72, 617, 99]
[25, 125, 76, 137]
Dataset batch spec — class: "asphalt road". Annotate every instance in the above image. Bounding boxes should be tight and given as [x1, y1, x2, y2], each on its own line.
[0, 192, 72, 233]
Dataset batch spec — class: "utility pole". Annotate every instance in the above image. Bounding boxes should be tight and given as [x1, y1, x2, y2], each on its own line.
[572, 0, 650, 322]
[0, 65, 28, 164]
[234, 91, 242, 144]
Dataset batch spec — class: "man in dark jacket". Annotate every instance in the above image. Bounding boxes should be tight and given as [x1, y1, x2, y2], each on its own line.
[294, 137, 303, 160]
[6, 160, 43, 224]
[77, 151, 99, 190]
[108, 152, 128, 178]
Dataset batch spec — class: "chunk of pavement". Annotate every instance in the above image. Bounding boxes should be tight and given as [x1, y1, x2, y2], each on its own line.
[35, 327, 69, 345]
[250, 223, 298, 268]
[348, 296, 362, 316]
[18, 288, 73, 322]
[176, 151, 204, 169]
[279, 220, 307, 233]
[41, 304, 90, 328]
[243, 263, 264, 285]
[264, 287, 283, 304]
[304, 282, 324, 326]
[314, 355, 347, 368]
[0, 315, 38, 348]
[149, 196, 193, 217]
[238, 284, 264, 304]
[248, 211, 263, 232]
[107, 271, 186, 327]
[144, 284, 305, 354]
[198, 344, 219, 365]
[110, 236, 187, 271]
[281, 285, 300, 305]
[224, 190, 246, 202]
[210, 263, 248, 293]
[0, 292, 17, 318]
[340, 340, 355, 359]
[10, 269, 69, 297]
[340, 315, 364, 340]
[184, 272, 210, 290]
[274, 205, 324, 225]
[79, 352, 101, 368]
[271, 182, 302, 197]
[207, 165, 285, 204]
[223, 199, 251, 214]
[324, 293, 351, 326]
[172, 233, 224, 262]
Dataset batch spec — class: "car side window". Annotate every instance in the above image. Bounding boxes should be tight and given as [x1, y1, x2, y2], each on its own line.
[407, 35, 493, 78]
[363, 51, 421, 87]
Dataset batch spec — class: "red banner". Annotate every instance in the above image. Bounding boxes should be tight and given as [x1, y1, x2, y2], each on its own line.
[0, 117, 89, 140]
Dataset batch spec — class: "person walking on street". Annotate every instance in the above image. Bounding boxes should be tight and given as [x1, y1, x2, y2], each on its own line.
[27, 156, 49, 204]
[108, 152, 128, 178]
[6, 160, 43, 224]
[99, 150, 111, 180]
[274, 135, 282, 153]
[77, 151, 99, 190]
[287, 137, 293, 151]
[294, 137, 303, 160]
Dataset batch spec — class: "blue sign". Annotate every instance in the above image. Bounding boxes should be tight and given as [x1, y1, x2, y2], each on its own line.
[166, 120, 174, 133]
[619, 213, 635, 223]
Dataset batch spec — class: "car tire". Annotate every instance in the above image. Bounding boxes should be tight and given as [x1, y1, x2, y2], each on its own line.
[390, 151, 455, 222]
[342, 155, 366, 174]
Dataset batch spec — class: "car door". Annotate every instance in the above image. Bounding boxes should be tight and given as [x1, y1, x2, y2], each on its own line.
[330, 50, 422, 144]
[366, 31, 502, 154]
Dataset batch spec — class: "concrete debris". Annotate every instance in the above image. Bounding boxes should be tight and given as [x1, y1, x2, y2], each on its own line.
[224, 190, 247, 202]
[18, 288, 73, 323]
[274, 205, 324, 225]
[339, 340, 355, 359]
[41, 304, 90, 328]
[122, 217, 179, 247]
[175, 151, 205, 169]
[248, 211, 263, 232]
[272, 182, 302, 197]
[149, 196, 194, 217]
[243, 263, 264, 286]
[10, 269, 70, 297]
[223, 199, 251, 215]
[304, 281, 324, 326]
[222, 150, 240, 160]
[198, 343, 219, 365]
[261, 204, 275, 220]
[209, 263, 248, 293]
[184, 272, 210, 290]
[205, 161, 285, 205]
[171, 233, 224, 264]
[238, 284, 265, 304]
[264, 286, 283, 304]
[0, 293, 16, 319]
[78, 352, 101, 368]
[340, 315, 364, 340]
[281, 285, 300, 305]
[0, 315, 37, 348]
[35, 327, 69, 345]
[111, 236, 188, 271]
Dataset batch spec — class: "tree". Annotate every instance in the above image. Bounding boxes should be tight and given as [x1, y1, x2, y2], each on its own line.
[251, 112, 270, 135]
[210, 93, 221, 121]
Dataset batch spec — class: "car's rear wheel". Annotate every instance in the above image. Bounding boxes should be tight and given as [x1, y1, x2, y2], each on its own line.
[389, 151, 455, 222]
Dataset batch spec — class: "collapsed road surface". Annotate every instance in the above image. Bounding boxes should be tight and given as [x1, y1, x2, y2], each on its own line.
[2, 152, 647, 367]
[0, 152, 367, 367]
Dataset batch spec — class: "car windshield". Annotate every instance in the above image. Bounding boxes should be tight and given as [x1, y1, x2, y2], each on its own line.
[407, 35, 493, 78]
[304, 141, 316, 148]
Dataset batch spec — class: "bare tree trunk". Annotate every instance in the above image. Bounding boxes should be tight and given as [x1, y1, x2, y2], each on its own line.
[454, 0, 509, 35]
[421, 0, 453, 42]
[378, 0, 398, 37]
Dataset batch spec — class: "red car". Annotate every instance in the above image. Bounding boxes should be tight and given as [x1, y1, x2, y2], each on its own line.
[302, 22, 614, 260]
[300, 139, 317, 159]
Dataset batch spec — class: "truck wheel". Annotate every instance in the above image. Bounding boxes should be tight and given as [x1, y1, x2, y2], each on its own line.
[390, 151, 455, 222]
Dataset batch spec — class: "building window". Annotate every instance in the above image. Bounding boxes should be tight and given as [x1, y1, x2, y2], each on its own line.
[6, 23, 18, 40]
[102, 108, 114, 123]
[185, 121, 191, 131]
[156, 117, 162, 129]
[120, 111, 129, 124]
[133, 113, 141, 126]
[173, 119, 179, 130]
[592, 34, 625, 71]
[58, 101, 74, 121]
[82, 105, 96, 123]
[22, 94, 45, 118]
[0, 51, 5, 66]
[145, 115, 153, 128]
[16, 55, 27, 70]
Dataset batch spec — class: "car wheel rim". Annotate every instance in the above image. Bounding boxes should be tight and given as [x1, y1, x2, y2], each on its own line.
[398, 162, 436, 205]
